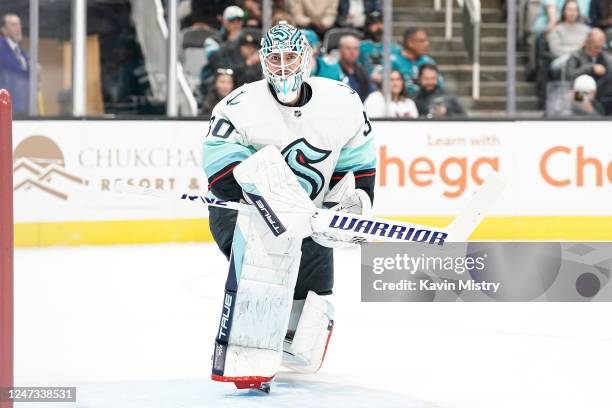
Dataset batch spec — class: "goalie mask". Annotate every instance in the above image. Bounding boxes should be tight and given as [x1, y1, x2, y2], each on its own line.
[260, 21, 312, 104]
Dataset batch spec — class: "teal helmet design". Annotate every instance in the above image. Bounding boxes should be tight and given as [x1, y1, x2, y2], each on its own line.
[259, 21, 312, 103]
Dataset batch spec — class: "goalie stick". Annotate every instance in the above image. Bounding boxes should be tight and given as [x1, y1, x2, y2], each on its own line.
[115, 172, 505, 245]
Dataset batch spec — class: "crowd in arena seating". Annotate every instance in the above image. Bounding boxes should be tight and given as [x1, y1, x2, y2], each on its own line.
[527, 0, 612, 116]
[183, 0, 464, 118]
[4, 1, 611, 118]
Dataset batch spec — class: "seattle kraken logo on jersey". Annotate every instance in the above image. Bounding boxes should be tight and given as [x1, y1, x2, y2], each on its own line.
[281, 139, 331, 200]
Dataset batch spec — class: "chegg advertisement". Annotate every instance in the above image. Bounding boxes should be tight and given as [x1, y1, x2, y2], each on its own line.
[373, 121, 612, 218]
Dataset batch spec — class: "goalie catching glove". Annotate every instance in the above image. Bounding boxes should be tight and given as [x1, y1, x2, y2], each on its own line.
[312, 172, 372, 248]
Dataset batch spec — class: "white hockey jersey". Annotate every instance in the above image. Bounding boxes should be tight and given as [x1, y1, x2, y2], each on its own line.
[203, 77, 376, 207]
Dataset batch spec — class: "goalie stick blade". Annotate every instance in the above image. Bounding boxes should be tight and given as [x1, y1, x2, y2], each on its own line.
[444, 172, 506, 241]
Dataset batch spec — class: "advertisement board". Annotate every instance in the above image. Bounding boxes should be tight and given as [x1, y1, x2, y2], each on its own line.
[12, 120, 612, 245]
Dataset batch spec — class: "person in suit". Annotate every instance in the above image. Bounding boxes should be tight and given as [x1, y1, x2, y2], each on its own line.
[0, 13, 30, 114]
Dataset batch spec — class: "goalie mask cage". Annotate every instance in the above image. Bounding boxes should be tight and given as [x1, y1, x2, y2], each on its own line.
[0, 89, 13, 408]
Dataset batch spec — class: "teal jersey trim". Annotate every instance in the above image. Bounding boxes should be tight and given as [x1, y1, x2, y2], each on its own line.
[202, 140, 256, 177]
[335, 138, 376, 173]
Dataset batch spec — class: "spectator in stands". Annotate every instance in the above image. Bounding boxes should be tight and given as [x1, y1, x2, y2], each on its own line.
[414, 64, 465, 118]
[220, 6, 245, 43]
[288, 0, 339, 38]
[566, 28, 612, 81]
[335, 0, 381, 29]
[364, 69, 418, 118]
[0, 13, 29, 114]
[203, 30, 262, 89]
[338, 34, 374, 101]
[202, 68, 235, 116]
[301, 28, 344, 81]
[569, 73, 605, 115]
[548, 0, 591, 76]
[534, 0, 591, 35]
[359, 10, 402, 79]
[393, 27, 441, 95]
[199, 5, 245, 72]
[529, 0, 591, 77]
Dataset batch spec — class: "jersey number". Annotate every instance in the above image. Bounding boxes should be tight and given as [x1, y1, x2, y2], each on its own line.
[207, 117, 235, 139]
[362, 111, 372, 136]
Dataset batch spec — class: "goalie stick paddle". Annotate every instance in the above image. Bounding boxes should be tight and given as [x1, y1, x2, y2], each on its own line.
[310, 171, 505, 245]
[115, 172, 505, 246]
[443, 172, 506, 241]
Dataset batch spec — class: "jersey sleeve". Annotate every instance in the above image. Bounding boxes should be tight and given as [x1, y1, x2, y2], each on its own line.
[331, 109, 376, 203]
[202, 102, 255, 201]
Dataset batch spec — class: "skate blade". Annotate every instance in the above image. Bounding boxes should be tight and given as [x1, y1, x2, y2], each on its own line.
[234, 380, 271, 393]
[211, 374, 273, 393]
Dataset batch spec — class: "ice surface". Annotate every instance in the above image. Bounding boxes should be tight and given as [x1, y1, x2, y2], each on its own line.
[14, 243, 612, 408]
[12, 379, 431, 408]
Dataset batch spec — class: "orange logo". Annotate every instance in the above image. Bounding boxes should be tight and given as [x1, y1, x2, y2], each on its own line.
[378, 145, 499, 198]
[13, 135, 88, 200]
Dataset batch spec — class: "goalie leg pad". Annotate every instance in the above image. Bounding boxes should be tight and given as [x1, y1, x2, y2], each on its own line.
[282, 291, 334, 374]
[212, 210, 303, 381]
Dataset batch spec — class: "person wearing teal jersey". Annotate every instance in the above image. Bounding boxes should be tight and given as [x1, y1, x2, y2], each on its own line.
[359, 40, 402, 74]
[392, 27, 443, 95]
[358, 10, 402, 76]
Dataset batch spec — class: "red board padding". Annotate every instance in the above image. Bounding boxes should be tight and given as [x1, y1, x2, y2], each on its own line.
[0, 89, 14, 408]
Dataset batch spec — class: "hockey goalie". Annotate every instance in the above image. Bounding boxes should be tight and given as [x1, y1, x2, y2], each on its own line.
[202, 21, 376, 392]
